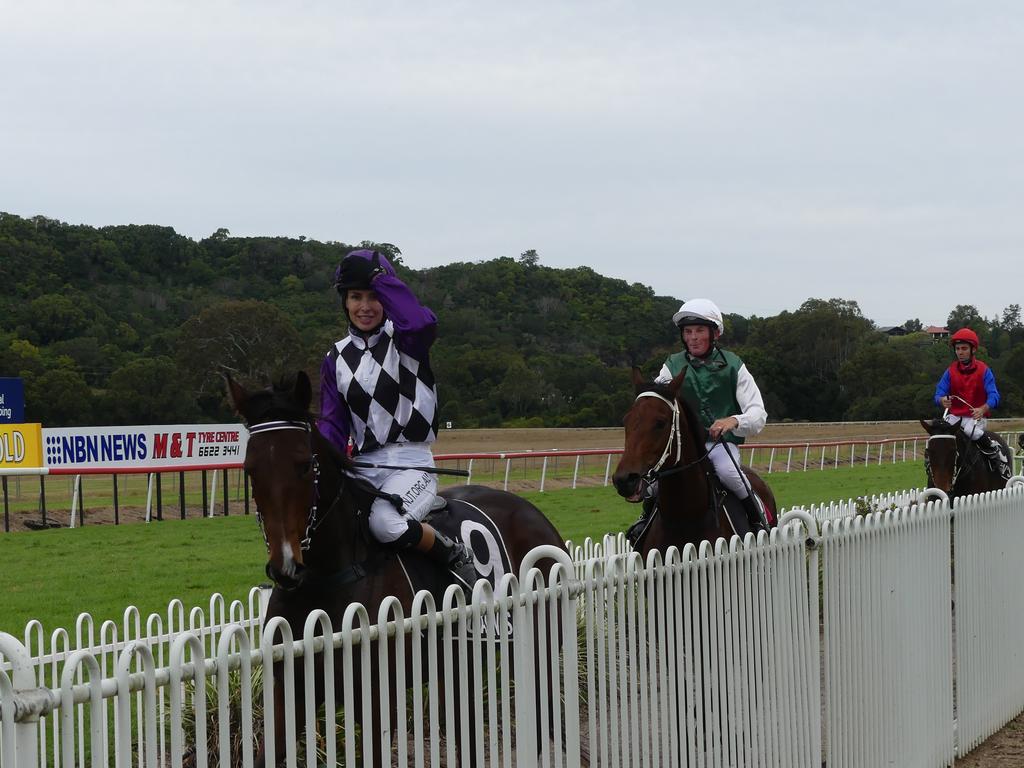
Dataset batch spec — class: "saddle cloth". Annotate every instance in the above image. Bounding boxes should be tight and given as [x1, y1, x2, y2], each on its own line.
[397, 496, 514, 600]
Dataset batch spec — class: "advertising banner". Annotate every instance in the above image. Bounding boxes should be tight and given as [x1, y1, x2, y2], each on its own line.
[0, 423, 43, 471]
[0, 377, 25, 423]
[42, 424, 249, 473]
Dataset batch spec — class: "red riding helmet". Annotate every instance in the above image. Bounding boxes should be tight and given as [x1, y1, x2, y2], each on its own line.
[950, 327, 979, 349]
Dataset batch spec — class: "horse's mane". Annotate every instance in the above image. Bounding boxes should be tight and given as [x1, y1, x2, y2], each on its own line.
[240, 374, 353, 471]
[239, 374, 311, 426]
[638, 381, 709, 449]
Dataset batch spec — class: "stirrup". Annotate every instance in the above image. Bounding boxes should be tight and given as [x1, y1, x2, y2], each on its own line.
[627, 500, 657, 546]
[447, 543, 479, 592]
[741, 496, 767, 532]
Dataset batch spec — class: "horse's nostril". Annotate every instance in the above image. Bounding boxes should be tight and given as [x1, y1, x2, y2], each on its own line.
[613, 473, 639, 496]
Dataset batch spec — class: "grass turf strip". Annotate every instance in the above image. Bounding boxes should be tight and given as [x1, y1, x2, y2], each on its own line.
[0, 460, 925, 636]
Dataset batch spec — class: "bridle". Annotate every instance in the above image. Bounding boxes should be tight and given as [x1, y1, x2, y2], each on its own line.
[246, 419, 324, 553]
[634, 390, 711, 488]
[925, 432, 960, 491]
[245, 417, 396, 592]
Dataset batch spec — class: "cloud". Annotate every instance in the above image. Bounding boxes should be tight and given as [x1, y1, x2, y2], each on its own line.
[2, 1, 1023, 326]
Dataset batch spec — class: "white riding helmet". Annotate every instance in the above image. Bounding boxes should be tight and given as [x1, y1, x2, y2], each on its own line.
[672, 298, 724, 335]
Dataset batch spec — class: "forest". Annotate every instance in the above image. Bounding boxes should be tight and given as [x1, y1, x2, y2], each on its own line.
[2, 211, 1022, 428]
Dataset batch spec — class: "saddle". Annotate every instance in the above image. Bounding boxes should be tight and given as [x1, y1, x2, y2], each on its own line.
[625, 476, 770, 549]
[973, 435, 1012, 482]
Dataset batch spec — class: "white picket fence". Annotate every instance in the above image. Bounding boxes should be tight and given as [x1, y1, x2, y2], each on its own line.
[4, 482, 1024, 767]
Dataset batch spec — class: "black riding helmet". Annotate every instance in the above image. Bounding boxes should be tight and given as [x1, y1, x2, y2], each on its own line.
[333, 249, 380, 294]
[333, 250, 389, 334]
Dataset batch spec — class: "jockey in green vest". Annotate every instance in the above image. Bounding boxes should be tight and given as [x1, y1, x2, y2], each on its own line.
[655, 298, 768, 530]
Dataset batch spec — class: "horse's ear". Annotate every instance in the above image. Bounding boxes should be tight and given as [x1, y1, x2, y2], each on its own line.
[630, 367, 645, 392]
[666, 366, 687, 398]
[225, 373, 248, 416]
[920, 418, 936, 435]
[294, 371, 313, 411]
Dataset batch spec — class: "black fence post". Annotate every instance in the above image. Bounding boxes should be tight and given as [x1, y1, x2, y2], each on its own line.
[156, 473, 163, 521]
[222, 468, 229, 516]
[39, 475, 47, 526]
[113, 474, 120, 525]
[201, 470, 208, 518]
[179, 472, 186, 520]
[77, 476, 85, 525]
[3, 476, 9, 533]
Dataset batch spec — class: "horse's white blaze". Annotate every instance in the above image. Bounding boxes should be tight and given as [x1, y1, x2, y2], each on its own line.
[281, 541, 297, 577]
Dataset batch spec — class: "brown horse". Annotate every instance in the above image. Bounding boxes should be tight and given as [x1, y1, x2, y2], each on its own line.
[612, 367, 777, 556]
[227, 371, 567, 767]
[920, 417, 1011, 500]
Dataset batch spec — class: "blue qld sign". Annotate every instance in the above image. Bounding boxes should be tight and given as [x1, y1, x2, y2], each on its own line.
[0, 378, 25, 423]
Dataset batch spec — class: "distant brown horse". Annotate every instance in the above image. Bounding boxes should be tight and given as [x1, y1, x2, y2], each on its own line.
[920, 417, 1011, 500]
[227, 371, 567, 766]
[612, 367, 777, 556]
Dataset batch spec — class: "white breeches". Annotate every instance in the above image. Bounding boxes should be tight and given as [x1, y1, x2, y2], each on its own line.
[943, 413, 987, 440]
[356, 443, 438, 543]
[706, 441, 751, 499]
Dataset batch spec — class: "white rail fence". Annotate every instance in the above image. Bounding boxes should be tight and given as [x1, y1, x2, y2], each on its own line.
[6, 432, 1024, 531]
[4, 483, 1024, 766]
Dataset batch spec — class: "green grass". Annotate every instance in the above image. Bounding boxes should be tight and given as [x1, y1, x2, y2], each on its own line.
[0, 516, 267, 638]
[0, 461, 927, 636]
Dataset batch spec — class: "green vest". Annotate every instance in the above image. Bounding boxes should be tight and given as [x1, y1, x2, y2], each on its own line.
[663, 347, 746, 445]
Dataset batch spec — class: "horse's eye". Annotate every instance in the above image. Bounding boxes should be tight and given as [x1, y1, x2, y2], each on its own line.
[654, 419, 668, 430]
[298, 461, 312, 477]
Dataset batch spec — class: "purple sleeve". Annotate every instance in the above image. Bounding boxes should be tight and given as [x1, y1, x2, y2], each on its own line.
[316, 352, 350, 454]
[373, 273, 437, 359]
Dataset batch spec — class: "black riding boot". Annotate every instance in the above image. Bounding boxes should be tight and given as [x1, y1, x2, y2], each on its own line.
[977, 435, 1011, 479]
[427, 531, 479, 593]
[740, 494, 765, 532]
[627, 495, 657, 546]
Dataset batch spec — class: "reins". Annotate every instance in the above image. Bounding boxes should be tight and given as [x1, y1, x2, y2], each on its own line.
[245, 417, 420, 591]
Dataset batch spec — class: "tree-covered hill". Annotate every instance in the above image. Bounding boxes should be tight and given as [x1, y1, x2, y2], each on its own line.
[2, 212, 1021, 427]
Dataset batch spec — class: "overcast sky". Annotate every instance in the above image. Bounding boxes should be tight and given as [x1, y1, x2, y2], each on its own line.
[3, 1, 1022, 328]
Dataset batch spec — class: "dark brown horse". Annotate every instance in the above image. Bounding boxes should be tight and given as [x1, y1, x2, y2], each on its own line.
[612, 367, 777, 556]
[920, 417, 1011, 500]
[227, 371, 567, 767]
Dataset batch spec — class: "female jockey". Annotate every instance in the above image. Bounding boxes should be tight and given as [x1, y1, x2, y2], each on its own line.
[317, 249, 477, 588]
[934, 327, 1009, 475]
[655, 298, 768, 530]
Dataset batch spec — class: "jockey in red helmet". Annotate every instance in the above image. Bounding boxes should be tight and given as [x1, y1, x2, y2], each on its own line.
[934, 327, 1009, 478]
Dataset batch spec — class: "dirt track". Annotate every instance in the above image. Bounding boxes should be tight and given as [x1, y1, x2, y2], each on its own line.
[433, 419, 1024, 454]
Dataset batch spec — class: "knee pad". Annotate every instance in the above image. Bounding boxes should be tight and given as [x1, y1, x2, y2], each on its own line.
[391, 519, 423, 549]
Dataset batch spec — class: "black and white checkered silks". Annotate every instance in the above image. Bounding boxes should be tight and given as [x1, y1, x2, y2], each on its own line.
[330, 321, 440, 543]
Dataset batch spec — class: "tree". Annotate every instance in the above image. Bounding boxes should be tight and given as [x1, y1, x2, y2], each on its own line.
[946, 305, 986, 334]
[25, 294, 88, 344]
[903, 318, 923, 332]
[518, 249, 540, 267]
[1000, 304, 1022, 331]
[102, 356, 199, 425]
[746, 298, 876, 420]
[24, 367, 95, 426]
[175, 300, 308, 418]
